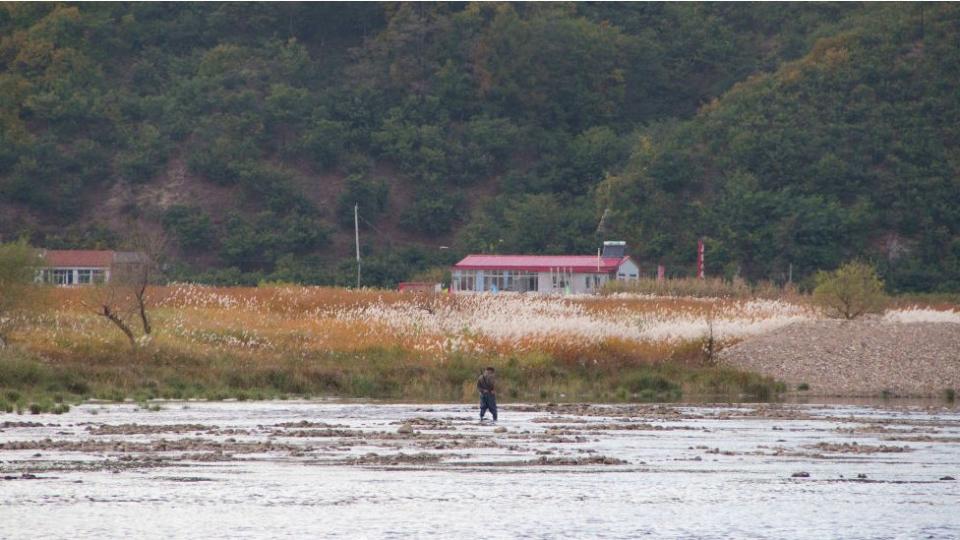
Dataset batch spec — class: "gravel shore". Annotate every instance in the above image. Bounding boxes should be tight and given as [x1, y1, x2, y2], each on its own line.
[719, 318, 960, 396]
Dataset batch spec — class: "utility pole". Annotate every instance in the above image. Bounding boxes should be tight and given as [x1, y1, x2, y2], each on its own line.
[697, 238, 705, 279]
[355, 203, 361, 289]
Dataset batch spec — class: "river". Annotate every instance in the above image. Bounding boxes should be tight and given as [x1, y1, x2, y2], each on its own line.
[1, 401, 958, 539]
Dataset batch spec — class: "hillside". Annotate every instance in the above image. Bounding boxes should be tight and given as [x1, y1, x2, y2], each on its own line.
[600, 4, 960, 292]
[1, 3, 956, 291]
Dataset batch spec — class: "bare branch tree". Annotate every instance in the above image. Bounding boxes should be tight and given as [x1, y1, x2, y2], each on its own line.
[82, 224, 168, 350]
[124, 224, 168, 336]
[83, 275, 140, 350]
[100, 302, 137, 348]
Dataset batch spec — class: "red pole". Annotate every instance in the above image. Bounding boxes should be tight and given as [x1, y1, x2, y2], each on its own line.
[697, 238, 705, 279]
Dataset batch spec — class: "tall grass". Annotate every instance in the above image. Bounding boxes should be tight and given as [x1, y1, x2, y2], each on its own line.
[0, 284, 832, 407]
[0, 345, 783, 405]
[602, 276, 799, 300]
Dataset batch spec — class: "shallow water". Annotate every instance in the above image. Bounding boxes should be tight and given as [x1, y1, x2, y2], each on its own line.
[2, 401, 959, 539]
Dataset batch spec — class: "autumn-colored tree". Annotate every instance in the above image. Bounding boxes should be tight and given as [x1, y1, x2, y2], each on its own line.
[813, 262, 888, 320]
[0, 240, 45, 348]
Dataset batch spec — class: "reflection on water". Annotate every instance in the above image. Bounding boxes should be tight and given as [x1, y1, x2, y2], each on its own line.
[1, 401, 959, 539]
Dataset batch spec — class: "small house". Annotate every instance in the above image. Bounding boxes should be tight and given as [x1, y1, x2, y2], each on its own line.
[398, 282, 442, 293]
[452, 241, 639, 294]
[38, 250, 147, 286]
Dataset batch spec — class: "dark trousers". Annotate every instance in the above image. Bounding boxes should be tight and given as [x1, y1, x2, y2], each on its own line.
[480, 392, 497, 421]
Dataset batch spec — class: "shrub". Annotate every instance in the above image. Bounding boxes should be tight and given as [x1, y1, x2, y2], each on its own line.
[618, 372, 681, 401]
[400, 192, 461, 235]
[603, 277, 762, 299]
[0, 240, 45, 347]
[299, 116, 347, 169]
[115, 124, 169, 182]
[186, 131, 259, 185]
[162, 205, 215, 251]
[336, 175, 389, 227]
[220, 211, 330, 270]
[813, 261, 888, 319]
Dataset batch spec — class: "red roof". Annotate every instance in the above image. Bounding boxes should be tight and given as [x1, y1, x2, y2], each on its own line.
[454, 254, 630, 273]
[43, 250, 114, 268]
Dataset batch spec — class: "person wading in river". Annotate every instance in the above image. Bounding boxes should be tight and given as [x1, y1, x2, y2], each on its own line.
[477, 367, 498, 423]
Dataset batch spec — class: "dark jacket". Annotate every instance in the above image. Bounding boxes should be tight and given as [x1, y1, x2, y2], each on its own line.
[477, 373, 496, 395]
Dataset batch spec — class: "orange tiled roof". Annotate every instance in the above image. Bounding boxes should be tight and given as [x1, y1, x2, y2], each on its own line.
[43, 250, 114, 268]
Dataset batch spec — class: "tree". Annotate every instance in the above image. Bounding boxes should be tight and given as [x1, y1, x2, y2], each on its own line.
[0, 240, 44, 348]
[162, 205, 215, 251]
[400, 191, 461, 235]
[813, 261, 888, 319]
[336, 175, 389, 227]
[82, 227, 167, 349]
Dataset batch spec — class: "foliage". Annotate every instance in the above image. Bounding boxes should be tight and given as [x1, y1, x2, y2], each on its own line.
[460, 193, 598, 255]
[220, 211, 330, 271]
[344, 245, 457, 289]
[0, 4, 958, 291]
[813, 261, 888, 319]
[601, 5, 960, 292]
[1, 284, 807, 404]
[0, 239, 44, 345]
[400, 191, 462, 235]
[603, 277, 793, 300]
[115, 124, 169, 182]
[162, 205, 214, 252]
[336, 175, 389, 227]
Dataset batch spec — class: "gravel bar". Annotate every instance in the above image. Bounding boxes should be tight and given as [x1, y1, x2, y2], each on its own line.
[720, 318, 960, 396]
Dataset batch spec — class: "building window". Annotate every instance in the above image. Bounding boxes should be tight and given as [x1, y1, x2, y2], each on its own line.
[52, 269, 74, 285]
[515, 272, 537, 292]
[585, 274, 603, 290]
[552, 273, 568, 289]
[483, 270, 506, 292]
[454, 271, 476, 292]
[461, 270, 539, 292]
[91, 269, 106, 284]
[77, 269, 92, 284]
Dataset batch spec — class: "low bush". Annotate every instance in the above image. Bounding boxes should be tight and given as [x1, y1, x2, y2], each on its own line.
[813, 261, 888, 319]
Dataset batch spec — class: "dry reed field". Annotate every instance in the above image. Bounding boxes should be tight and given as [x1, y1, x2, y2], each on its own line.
[33, 285, 815, 362]
[3, 284, 957, 411]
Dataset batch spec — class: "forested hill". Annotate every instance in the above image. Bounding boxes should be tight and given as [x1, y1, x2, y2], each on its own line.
[0, 3, 956, 291]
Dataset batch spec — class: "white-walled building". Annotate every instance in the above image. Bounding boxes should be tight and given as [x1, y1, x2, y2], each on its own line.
[38, 250, 146, 286]
[452, 241, 639, 294]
